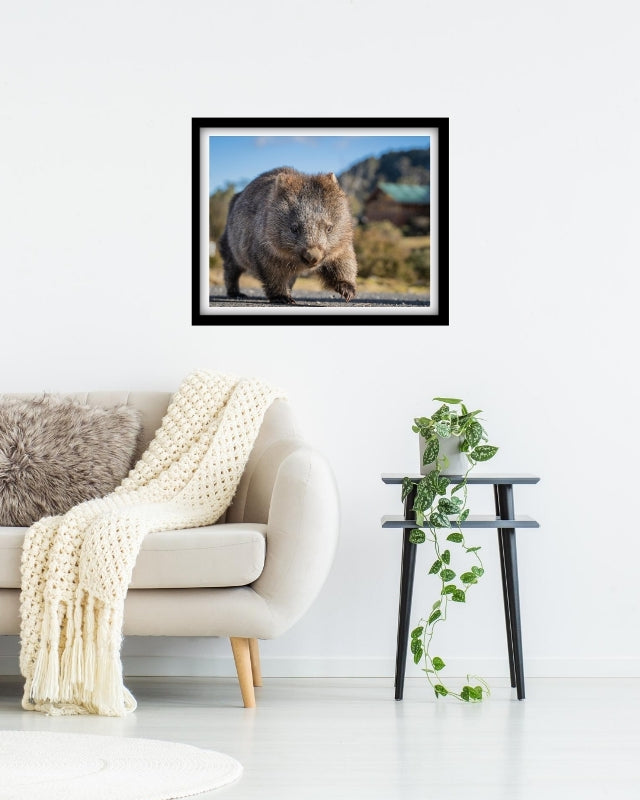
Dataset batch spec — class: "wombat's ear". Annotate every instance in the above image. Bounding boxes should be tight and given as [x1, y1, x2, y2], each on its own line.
[327, 172, 339, 184]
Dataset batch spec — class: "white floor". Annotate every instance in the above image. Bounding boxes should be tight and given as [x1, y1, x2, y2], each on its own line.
[0, 675, 638, 799]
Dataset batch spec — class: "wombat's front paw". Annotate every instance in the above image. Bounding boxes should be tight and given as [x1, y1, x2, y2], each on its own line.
[228, 291, 248, 299]
[269, 295, 297, 305]
[335, 282, 356, 302]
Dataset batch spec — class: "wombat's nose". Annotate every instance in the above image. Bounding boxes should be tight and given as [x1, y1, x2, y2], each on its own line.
[301, 247, 322, 266]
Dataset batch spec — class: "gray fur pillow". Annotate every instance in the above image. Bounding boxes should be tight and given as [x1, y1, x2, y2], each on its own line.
[0, 395, 142, 527]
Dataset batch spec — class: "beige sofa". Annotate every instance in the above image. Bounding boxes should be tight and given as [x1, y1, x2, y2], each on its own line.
[0, 392, 339, 707]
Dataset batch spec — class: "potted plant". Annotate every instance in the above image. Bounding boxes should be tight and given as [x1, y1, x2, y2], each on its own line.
[402, 397, 498, 701]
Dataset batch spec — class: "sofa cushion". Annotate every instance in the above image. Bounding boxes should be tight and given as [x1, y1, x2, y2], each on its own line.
[0, 395, 142, 526]
[0, 523, 267, 589]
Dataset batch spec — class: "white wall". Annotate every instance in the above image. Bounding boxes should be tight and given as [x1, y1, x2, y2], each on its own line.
[1, 0, 639, 680]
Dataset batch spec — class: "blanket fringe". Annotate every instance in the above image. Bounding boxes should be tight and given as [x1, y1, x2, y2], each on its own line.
[81, 594, 96, 695]
[59, 602, 76, 701]
[28, 594, 130, 716]
[30, 606, 60, 702]
[85, 603, 129, 716]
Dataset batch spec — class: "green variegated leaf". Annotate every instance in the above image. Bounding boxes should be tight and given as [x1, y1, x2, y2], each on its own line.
[441, 549, 450, 565]
[430, 511, 451, 528]
[447, 532, 464, 543]
[436, 498, 452, 514]
[434, 419, 452, 438]
[431, 405, 450, 422]
[451, 589, 466, 602]
[466, 546, 482, 553]
[428, 609, 441, 626]
[433, 397, 463, 404]
[411, 626, 424, 639]
[451, 481, 466, 494]
[409, 529, 426, 544]
[426, 470, 440, 491]
[414, 418, 435, 438]
[422, 436, 440, 465]
[440, 568, 456, 582]
[461, 685, 483, 701]
[437, 476, 451, 495]
[459, 508, 470, 522]
[434, 684, 448, 697]
[424, 487, 437, 509]
[470, 445, 499, 462]
[442, 584, 457, 594]
[401, 477, 414, 501]
[413, 496, 426, 514]
[428, 559, 442, 574]
[460, 572, 478, 584]
[432, 600, 441, 610]
[410, 638, 421, 654]
[432, 656, 446, 671]
[438, 497, 461, 514]
[413, 648, 423, 665]
[471, 566, 484, 577]
[465, 420, 483, 449]
[416, 510, 424, 526]
[415, 480, 436, 511]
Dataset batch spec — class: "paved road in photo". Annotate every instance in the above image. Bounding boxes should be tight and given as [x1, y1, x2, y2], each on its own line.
[209, 288, 429, 308]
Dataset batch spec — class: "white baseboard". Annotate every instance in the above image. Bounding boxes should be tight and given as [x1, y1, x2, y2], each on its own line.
[1, 653, 639, 678]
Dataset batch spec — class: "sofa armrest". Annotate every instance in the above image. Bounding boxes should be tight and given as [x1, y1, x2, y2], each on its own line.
[250, 446, 339, 638]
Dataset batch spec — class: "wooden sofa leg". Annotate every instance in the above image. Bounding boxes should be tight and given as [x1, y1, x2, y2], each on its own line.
[249, 638, 263, 687]
[230, 637, 256, 708]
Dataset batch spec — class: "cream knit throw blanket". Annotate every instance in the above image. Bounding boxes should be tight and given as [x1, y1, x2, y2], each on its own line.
[19, 370, 284, 717]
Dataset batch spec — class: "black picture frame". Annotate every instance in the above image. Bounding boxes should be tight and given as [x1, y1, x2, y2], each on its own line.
[192, 117, 449, 326]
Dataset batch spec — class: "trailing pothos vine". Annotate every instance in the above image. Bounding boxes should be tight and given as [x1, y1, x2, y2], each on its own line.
[401, 397, 498, 702]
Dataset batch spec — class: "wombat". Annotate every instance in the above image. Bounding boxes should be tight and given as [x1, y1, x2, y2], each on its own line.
[218, 167, 358, 304]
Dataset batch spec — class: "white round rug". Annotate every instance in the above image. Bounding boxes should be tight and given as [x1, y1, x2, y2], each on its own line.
[0, 730, 242, 799]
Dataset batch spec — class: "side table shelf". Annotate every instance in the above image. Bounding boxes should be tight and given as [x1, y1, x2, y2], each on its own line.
[382, 473, 540, 701]
[382, 514, 538, 529]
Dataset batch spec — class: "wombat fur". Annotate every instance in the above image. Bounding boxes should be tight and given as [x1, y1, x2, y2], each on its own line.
[219, 167, 358, 304]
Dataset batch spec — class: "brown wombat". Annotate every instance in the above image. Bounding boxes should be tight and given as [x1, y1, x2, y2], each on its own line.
[218, 167, 358, 304]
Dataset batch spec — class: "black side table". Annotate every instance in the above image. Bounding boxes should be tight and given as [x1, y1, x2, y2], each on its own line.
[382, 473, 540, 700]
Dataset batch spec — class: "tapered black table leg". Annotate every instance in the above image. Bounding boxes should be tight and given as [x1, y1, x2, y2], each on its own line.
[494, 485, 516, 688]
[395, 486, 417, 700]
[497, 484, 525, 700]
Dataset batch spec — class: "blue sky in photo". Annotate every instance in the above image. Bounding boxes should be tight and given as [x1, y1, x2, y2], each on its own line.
[209, 135, 430, 193]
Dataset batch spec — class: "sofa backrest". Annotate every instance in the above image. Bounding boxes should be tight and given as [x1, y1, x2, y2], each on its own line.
[3, 392, 301, 524]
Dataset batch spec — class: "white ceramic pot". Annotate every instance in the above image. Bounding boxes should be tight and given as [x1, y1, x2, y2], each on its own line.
[419, 434, 468, 477]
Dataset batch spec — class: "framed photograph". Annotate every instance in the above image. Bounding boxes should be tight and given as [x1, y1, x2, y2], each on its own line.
[192, 117, 448, 325]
